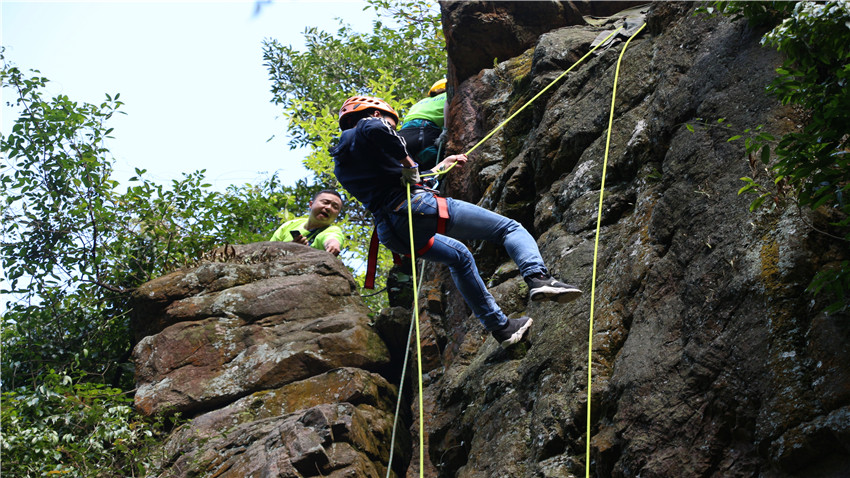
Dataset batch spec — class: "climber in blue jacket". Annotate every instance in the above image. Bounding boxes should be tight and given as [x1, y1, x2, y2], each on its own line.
[331, 95, 582, 348]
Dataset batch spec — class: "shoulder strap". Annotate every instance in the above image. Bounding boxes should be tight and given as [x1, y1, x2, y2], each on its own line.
[304, 225, 329, 245]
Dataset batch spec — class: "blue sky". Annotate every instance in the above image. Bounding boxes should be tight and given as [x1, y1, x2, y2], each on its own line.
[1, 0, 374, 190]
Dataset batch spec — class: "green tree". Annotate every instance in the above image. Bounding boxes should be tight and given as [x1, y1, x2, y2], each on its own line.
[761, 2, 850, 223]
[262, 0, 446, 303]
[1, 55, 321, 389]
[1, 58, 135, 388]
[1, 370, 171, 477]
[0, 56, 325, 475]
[1, 2, 447, 469]
[264, 0, 445, 150]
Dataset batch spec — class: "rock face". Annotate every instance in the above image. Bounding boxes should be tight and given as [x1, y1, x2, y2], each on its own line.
[130, 242, 409, 477]
[132, 2, 850, 477]
[441, 1, 646, 85]
[425, 2, 850, 477]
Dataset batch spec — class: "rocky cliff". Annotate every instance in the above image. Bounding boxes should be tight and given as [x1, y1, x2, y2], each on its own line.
[130, 242, 411, 476]
[131, 2, 850, 477]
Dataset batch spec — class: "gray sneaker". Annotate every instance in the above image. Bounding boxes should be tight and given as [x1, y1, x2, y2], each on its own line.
[526, 274, 582, 303]
[491, 317, 533, 348]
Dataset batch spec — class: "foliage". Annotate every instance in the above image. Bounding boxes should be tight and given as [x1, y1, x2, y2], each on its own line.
[263, 0, 445, 150]
[0, 56, 317, 390]
[0, 370, 171, 477]
[684, 118, 784, 212]
[2, 2, 448, 469]
[761, 1, 850, 226]
[1, 53, 321, 475]
[706, 1, 850, 312]
[809, 260, 850, 313]
[263, 0, 447, 305]
[1, 64, 125, 298]
[1, 3, 447, 471]
[1, 58, 136, 389]
[734, 124, 784, 212]
[696, 1, 797, 27]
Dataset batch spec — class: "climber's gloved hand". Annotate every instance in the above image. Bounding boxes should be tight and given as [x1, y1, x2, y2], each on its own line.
[401, 163, 421, 186]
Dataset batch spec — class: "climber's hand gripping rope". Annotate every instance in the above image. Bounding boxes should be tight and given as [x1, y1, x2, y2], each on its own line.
[422, 152, 468, 179]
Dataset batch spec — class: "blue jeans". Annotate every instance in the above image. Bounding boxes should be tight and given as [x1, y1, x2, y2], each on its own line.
[376, 191, 548, 331]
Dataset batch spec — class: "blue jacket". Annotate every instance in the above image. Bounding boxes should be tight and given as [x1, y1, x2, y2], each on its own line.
[331, 116, 411, 214]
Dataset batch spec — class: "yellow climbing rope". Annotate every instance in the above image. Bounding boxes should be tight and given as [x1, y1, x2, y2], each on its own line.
[386, 24, 639, 477]
[405, 181, 427, 476]
[423, 27, 623, 179]
[385, 259, 427, 478]
[586, 22, 646, 478]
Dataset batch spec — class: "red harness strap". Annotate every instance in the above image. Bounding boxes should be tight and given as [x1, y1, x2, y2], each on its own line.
[435, 195, 449, 234]
[413, 194, 448, 254]
[363, 194, 449, 289]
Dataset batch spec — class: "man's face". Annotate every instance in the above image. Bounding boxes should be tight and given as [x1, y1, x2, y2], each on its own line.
[309, 193, 342, 226]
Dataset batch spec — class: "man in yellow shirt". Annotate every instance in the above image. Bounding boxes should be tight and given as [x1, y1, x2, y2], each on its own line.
[269, 189, 344, 256]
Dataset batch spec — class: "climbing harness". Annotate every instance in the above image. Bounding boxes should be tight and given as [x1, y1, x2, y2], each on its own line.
[381, 23, 643, 476]
[363, 191, 449, 289]
[585, 22, 646, 478]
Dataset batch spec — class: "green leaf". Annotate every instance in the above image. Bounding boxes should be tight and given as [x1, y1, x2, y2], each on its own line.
[760, 144, 770, 163]
[749, 194, 769, 212]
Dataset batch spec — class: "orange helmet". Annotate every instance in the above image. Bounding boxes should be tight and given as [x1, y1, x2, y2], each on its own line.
[338, 96, 399, 130]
